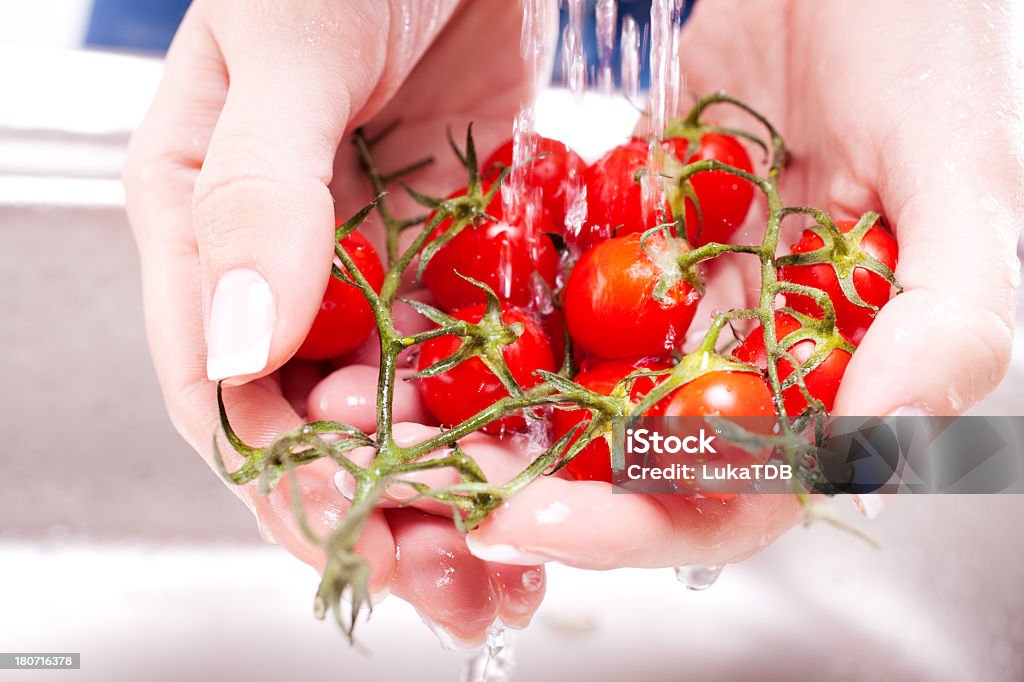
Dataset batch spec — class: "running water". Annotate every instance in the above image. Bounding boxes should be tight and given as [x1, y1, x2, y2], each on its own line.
[674, 564, 725, 591]
[563, 0, 588, 103]
[643, 0, 687, 226]
[595, 0, 618, 95]
[619, 14, 641, 107]
[459, 625, 516, 682]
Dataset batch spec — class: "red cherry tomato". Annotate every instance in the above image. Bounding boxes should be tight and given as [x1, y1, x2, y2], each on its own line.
[563, 232, 698, 359]
[416, 305, 556, 434]
[422, 186, 559, 313]
[779, 220, 898, 344]
[552, 358, 673, 483]
[661, 371, 776, 498]
[663, 371, 775, 418]
[296, 231, 385, 360]
[665, 132, 754, 247]
[581, 138, 667, 251]
[483, 135, 585, 234]
[733, 312, 852, 415]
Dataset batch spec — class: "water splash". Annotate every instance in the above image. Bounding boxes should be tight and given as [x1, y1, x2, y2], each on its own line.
[459, 625, 516, 682]
[562, 180, 588, 254]
[674, 564, 724, 591]
[511, 406, 553, 457]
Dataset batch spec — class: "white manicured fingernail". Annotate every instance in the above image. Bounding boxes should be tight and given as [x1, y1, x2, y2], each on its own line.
[334, 470, 355, 500]
[888, 405, 930, 418]
[206, 269, 276, 381]
[466, 534, 551, 565]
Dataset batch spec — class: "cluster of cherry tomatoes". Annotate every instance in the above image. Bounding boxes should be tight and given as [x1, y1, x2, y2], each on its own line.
[294, 127, 899, 487]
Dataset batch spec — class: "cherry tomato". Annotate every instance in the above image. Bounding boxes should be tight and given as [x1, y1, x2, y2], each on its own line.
[483, 135, 585, 234]
[552, 358, 673, 483]
[416, 305, 556, 434]
[779, 220, 898, 344]
[663, 371, 775, 418]
[296, 231, 385, 360]
[733, 312, 852, 415]
[563, 232, 698, 359]
[661, 371, 776, 498]
[664, 132, 754, 247]
[581, 138, 667, 251]
[540, 307, 567, 367]
[422, 186, 559, 313]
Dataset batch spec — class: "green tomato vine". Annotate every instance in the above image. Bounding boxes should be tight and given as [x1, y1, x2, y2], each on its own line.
[213, 92, 900, 641]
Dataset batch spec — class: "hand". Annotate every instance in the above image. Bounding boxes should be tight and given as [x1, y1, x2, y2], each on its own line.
[460, 0, 1024, 569]
[124, 0, 549, 647]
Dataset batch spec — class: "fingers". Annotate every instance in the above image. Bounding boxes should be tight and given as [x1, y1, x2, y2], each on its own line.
[191, 18, 368, 384]
[327, 423, 538, 515]
[466, 479, 803, 570]
[384, 509, 545, 648]
[835, 134, 1023, 417]
[307, 366, 433, 433]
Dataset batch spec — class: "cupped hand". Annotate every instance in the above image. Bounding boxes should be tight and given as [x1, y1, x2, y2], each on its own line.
[124, 0, 551, 647]
[457, 0, 1024, 569]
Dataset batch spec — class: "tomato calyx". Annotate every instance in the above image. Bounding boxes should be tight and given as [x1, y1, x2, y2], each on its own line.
[745, 309, 857, 416]
[539, 370, 631, 473]
[776, 210, 902, 314]
[638, 225, 705, 301]
[403, 276, 529, 399]
[627, 349, 761, 424]
[409, 125, 510, 282]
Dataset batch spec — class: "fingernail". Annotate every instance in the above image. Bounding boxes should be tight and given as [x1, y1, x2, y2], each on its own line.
[206, 268, 276, 381]
[333, 470, 355, 500]
[887, 405, 930, 418]
[256, 516, 277, 544]
[466, 534, 551, 565]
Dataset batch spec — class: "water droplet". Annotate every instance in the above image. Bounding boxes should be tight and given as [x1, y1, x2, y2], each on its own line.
[460, 625, 515, 682]
[521, 569, 543, 592]
[674, 564, 724, 591]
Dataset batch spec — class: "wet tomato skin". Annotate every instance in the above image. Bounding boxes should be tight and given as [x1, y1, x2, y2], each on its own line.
[733, 312, 852, 415]
[483, 136, 585, 234]
[661, 371, 776, 499]
[296, 231, 385, 361]
[422, 185, 559, 313]
[416, 304, 556, 434]
[552, 358, 673, 483]
[563, 233, 698, 360]
[663, 371, 776, 418]
[779, 220, 898, 344]
[581, 138, 665, 251]
[664, 132, 755, 247]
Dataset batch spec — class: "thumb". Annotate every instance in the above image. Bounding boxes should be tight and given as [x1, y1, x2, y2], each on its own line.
[193, 11, 387, 383]
[834, 180, 1021, 417]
